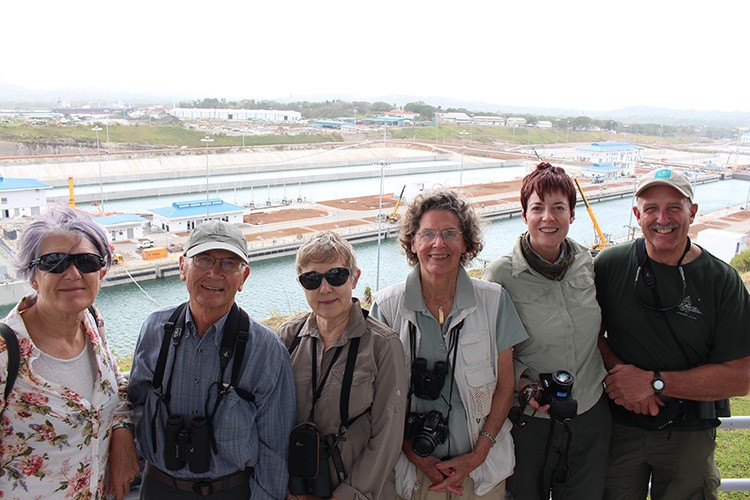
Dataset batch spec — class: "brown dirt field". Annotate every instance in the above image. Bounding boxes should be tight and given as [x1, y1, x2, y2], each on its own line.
[244, 208, 328, 225]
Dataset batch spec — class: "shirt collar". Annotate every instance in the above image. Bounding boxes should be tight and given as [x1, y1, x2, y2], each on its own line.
[403, 265, 477, 313]
[185, 306, 230, 346]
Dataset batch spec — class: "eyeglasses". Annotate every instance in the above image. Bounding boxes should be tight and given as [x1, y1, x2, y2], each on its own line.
[191, 254, 246, 274]
[298, 267, 351, 290]
[29, 253, 105, 274]
[416, 229, 462, 243]
[633, 264, 687, 312]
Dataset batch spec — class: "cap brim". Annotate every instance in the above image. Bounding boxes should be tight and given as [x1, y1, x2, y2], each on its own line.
[185, 242, 248, 262]
[636, 179, 692, 200]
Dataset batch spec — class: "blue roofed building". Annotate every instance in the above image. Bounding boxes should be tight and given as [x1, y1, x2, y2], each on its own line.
[579, 162, 627, 180]
[94, 213, 149, 242]
[0, 177, 51, 219]
[148, 198, 245, 233]
[575, 141, 641, 176]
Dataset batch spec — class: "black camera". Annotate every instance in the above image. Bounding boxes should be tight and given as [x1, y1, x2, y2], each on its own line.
[164, 415, 211, 473]
[405, 410, 450, 457]
[539, 370, 578, 420]
[412, 358, 449, 400]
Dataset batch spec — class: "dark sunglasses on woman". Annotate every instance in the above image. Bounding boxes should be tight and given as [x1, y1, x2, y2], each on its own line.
[29, 253, 106, 274]
[298, 267, 351, 290]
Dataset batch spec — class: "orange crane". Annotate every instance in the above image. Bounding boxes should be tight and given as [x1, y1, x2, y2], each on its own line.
[573, 177, 609, 253]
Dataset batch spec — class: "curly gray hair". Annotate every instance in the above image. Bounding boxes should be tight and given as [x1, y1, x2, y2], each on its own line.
[398, 188, 483, 267]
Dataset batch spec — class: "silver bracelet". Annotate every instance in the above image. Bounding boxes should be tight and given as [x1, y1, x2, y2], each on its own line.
[479, 430, 497, 446]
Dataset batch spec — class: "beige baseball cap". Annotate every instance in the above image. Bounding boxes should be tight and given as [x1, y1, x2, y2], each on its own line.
[184, 220, 248, 262]
[635, 168, 693, 201]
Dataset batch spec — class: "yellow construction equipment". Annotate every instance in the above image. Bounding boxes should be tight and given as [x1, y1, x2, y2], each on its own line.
[573, 177, 609, 253]
[67, 177, 76, 208]
[386, 185, 406, 223]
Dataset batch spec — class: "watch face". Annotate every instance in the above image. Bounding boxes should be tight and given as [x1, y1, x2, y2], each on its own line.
[653, 380, 665, 391]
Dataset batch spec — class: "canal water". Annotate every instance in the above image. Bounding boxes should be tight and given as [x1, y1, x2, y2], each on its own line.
[2, 177, 747, 359]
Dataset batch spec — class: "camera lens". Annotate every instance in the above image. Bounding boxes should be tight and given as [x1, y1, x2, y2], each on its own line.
[552, 370, 574, 385]
[411, 434, 438, 457]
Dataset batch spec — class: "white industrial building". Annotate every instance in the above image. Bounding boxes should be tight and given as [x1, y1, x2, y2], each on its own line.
[575, 141, 641, 175]
[94, 214, 149, 242]
[437, 112, 471, 124]
[0, 177, 51, 219]
[471, 116, 505, 126]
[168, 108, 302, 122]
[505, 117, 527, 127]
[148, 198, 245, 233]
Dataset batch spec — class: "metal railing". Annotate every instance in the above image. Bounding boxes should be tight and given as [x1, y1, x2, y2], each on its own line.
[718, 416, 750, 492]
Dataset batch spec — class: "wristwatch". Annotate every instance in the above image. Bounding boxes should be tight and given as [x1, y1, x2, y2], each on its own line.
[112, 422, 135, 433]
[651, 370, 665, 395]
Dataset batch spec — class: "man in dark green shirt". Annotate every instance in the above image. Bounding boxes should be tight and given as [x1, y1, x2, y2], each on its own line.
[594, 168, 750, 500]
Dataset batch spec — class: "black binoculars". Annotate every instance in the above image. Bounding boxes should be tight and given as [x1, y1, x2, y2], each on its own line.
[412, 358, 449, 400]
[164, 414, 211, 473]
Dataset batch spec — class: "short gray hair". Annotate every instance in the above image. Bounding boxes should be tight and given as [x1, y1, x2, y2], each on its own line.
[295, 231, 358, 277]
[15, 205, 112, 282]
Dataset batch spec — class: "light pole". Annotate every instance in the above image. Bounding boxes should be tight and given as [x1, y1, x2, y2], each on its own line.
[91, 126, 104, 212]
[201, 135, 214, 219]
[459, 130, 469, 187]
[375, 160, 389, 291]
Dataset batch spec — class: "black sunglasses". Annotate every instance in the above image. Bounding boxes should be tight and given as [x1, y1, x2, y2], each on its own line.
[29, 252, 106, 274]
[298, 267, 351, 290]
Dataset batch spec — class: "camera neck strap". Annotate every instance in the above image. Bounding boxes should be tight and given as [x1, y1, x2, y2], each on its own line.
[634, 237, 694, 365]
[289, 309, 368, 429]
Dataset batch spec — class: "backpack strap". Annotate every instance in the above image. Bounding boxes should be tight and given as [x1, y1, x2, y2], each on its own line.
[0, 324, 20, 416]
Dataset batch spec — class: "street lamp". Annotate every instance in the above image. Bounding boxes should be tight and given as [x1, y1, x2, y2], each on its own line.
[375, 160, 389, 291]
[91, 126, 104, 212]
[201, 135, 214, 219]
[459, 130, 469, 187]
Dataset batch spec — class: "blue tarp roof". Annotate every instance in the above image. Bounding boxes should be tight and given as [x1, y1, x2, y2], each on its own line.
[148, 198, 244, 220]
[94, 214, 148, 226]
[586, 162, 624, 171]
[0, 177, 51, 192]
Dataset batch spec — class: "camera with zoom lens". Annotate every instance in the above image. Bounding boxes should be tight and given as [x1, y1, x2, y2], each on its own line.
[539, 370, 578, 420]
[404, 410, 450, 457]
[412, 358, 449, 400]
[164, 415, 211, 473]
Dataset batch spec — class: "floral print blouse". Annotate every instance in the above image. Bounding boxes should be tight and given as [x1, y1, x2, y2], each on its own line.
[0, 297, 131, 499]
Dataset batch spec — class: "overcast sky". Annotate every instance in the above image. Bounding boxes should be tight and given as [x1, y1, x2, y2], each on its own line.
[4, 0, 748, 112]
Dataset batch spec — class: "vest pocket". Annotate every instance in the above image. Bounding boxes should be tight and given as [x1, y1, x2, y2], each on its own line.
[465, 366, 496, 418]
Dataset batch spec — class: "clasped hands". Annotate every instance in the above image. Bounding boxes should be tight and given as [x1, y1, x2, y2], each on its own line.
[604, 364, 664, 416]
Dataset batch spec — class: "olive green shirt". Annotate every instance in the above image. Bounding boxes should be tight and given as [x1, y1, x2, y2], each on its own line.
[483, 236, 606, 416]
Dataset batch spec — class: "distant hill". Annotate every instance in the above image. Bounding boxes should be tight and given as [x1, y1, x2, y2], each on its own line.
[2, 83, 749, 128]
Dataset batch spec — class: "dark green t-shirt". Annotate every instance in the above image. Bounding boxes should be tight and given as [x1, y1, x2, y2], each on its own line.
[594, 240, 750, 430]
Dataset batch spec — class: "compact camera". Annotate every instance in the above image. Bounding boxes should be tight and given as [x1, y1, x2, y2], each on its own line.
[164, 415, 211, 473]
[405, 410, 450, 457]
[539, 370, 578, 420]
[412, 358, 449, 400]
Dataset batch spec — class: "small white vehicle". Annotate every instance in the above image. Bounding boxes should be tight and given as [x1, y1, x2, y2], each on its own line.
[136, 240, 154, 249]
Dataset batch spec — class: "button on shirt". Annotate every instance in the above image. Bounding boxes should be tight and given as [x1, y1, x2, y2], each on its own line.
[128, 304, 296, 500]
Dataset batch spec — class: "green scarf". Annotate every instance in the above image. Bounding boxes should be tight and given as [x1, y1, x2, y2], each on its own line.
[520, 232, 575, 281]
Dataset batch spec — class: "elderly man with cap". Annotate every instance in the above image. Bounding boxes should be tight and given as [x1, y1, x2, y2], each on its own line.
[594, 168, 750, 500]
[128, 220, 296, 499]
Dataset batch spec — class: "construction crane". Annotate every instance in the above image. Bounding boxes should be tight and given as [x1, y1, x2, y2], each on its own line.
[573, 177, 609, 253]
[386, 185, 406, 223]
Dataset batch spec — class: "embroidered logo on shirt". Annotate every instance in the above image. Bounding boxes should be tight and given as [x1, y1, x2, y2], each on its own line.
[677, 296, 702, 319]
